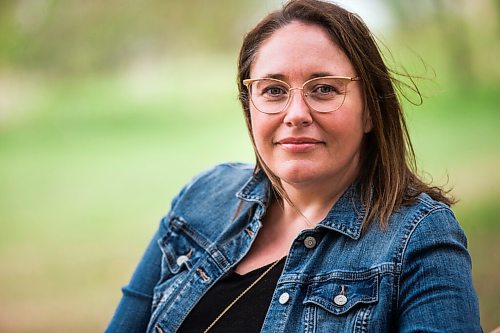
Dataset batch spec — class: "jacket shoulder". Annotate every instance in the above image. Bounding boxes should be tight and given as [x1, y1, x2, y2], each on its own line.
[390, 192, 466, 262]
[393, 192, 456, 229]
[394, 195, 479, 330]
[164, 163, 256, 238]
[181, 162, 254, 197]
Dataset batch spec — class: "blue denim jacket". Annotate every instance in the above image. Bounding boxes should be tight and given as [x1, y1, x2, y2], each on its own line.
[106, 163, 481, 332]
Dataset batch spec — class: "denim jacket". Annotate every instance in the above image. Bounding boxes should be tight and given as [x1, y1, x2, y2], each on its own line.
[106, 163, 481, 333]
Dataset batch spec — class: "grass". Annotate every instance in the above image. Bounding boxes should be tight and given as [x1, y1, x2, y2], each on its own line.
[0, 56, 499, 332]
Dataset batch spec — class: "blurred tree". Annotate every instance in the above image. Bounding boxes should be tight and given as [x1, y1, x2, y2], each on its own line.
[433, 0, 475, 84]
[0, 0, 275, 75]
[383, 0, 499, 86]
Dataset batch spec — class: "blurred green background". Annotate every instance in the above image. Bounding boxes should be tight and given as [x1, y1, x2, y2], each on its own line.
[0, 1, 498, 332]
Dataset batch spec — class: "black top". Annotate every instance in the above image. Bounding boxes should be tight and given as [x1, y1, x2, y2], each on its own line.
[178, 258, 286, 332]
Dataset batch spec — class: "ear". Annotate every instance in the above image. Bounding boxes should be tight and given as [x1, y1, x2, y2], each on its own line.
[363, 109, 373, 133]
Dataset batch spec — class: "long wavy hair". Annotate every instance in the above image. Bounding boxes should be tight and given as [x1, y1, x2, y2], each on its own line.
[237, 0, 454, 227]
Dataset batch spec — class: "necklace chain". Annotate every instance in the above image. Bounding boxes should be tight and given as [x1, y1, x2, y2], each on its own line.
[203, 258, 282, 333]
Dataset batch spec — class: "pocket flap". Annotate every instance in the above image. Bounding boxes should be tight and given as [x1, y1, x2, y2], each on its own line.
[303, 274, 379, 315]
[158, 218, 201, 274]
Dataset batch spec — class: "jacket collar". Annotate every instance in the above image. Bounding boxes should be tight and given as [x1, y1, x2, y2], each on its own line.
[319, 183, 366, 240]
[236, 171, 367, 240]
[236, 170, 270, 208]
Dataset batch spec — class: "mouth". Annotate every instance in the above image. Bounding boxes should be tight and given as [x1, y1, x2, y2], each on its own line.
[277, 137, 323, 144]
[275, 137, 324, 152]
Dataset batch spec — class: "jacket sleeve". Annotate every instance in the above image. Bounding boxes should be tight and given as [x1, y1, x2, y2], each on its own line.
[104, 216, 168, 333]
[397, 206, 482, 332]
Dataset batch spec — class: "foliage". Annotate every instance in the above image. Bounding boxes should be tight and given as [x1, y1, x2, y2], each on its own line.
[0, 0, 276, 74]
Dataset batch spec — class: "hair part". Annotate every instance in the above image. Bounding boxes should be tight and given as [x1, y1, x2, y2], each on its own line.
[237, 0, 455, 228]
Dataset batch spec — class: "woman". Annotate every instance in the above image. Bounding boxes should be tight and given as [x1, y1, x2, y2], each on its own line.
[106, 0, 481, 332]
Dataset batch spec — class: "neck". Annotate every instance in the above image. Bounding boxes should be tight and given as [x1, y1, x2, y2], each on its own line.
[279, 172, 355, 226]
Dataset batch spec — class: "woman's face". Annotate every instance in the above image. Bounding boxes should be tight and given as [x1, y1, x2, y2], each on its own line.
[249, 21, 372, 190]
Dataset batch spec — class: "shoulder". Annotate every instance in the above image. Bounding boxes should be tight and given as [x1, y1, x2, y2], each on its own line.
[393, 195, 480, 329]
[373, 192, 467, 266]
[359, 192, 465, 264]
[173, 162, 255, 203]
[389, 192, 469, 274]
[162, 162, 256, 237]
[194, 162, 255, 185]
[395, 193, 464, 243]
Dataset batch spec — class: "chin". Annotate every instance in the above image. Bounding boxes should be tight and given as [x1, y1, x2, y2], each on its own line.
[273, 161, 327, 186]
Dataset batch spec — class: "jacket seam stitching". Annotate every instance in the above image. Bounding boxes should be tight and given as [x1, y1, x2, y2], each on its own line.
[394, 205, 449, 310]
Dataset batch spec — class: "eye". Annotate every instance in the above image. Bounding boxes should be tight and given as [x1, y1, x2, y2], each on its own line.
[306, 79, 345, 100]
[262, 85, 287, 98]
[313, 85, 336, 95]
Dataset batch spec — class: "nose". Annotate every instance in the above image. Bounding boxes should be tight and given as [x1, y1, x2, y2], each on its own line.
[283, 88, 313, 127]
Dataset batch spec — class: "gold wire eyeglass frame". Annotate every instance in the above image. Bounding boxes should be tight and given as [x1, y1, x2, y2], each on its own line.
[243, 76, 360, 114]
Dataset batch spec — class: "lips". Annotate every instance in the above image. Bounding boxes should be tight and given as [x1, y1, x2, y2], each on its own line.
[275, 137, 324, 152]
[277, 137, 323, 144]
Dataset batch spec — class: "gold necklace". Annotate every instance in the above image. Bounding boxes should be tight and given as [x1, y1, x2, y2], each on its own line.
[203, 258, 282, 333]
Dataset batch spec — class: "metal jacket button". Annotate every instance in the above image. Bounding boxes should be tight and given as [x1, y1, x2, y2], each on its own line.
[334, 285, 348, 305]
[176, 255, 189, 266]
[279, 292, 290, 304]
[304, 236, 317, 249]
[334, 294, 348, 305]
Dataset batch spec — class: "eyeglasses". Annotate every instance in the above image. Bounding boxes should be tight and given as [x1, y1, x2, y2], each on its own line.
[243, 76, 360, 114]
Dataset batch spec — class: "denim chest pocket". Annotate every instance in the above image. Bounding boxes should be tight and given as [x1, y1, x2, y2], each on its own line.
[152, 217, 207, 311]
[303, 274, 379, 332]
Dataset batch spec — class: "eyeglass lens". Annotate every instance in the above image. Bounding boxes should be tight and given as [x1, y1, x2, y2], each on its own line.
[248, 77, 351, 113]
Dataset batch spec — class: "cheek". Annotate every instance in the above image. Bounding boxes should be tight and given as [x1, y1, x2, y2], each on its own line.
[249, 111, 260, 140]
[249, 112, 268, 159]
[250, 110, 274, 144]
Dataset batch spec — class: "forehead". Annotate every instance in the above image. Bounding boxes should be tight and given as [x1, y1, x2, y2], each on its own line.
[250, 21, 355, 80]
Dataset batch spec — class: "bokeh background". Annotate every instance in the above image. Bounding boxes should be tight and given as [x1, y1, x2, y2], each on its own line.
[0, 0, 498, 332]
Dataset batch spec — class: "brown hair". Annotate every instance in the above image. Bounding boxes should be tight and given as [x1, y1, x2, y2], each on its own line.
[237, 0, 454, 227]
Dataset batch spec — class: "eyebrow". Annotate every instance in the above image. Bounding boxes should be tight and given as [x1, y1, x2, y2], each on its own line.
[261, 73, 286, 80]
[310, 72, 336, 78]
[260, 72, 337, 81]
